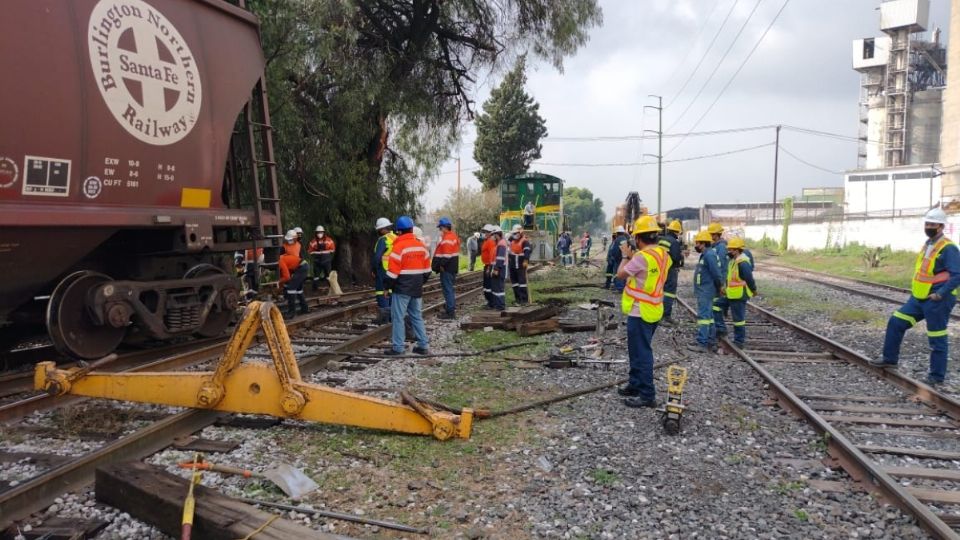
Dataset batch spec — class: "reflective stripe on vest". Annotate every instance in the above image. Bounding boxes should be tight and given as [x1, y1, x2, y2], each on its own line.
[621, 246, 670, 323]
[726, 254, 752, 300]
[380, 232, 397, 271]
[912, 238, 953, 299]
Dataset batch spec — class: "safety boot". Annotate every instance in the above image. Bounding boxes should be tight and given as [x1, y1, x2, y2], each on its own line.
[297, 295, 310, 315]
[283, 293, 297, 320]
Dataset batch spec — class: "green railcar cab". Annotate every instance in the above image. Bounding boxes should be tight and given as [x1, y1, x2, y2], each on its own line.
[499, 172, 564, 261]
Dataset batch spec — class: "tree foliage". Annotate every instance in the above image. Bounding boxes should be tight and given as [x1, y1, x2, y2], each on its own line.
[244, 0, 601, 279]
[473, 57, 549, 189]
[433, 187, 501, 238]
[563, 186, 606, 235]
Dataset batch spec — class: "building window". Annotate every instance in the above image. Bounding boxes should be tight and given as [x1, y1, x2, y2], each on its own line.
[863, 38, 875, 60]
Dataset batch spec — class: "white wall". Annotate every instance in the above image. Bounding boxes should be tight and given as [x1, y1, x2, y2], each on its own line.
[743, 215, 960, 252]
[845, 173, 941, 215]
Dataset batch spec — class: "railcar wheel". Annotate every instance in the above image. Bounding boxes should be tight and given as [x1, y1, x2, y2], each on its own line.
[185, 264, 236, 338]
[46, 271, 126, 360]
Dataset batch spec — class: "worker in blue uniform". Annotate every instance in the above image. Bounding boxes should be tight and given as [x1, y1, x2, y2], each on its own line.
[724, 237, 757, 347]
[372, 217, 396, 324]
[871, 208, 960, 385]
[687, 230, 723, 353]
[658, 220, 684, 326]
[605, 226, 628, 291]
[708, 223, 729, 336]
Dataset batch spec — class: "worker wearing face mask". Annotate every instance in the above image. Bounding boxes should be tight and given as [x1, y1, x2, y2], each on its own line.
[870, 208, 960, 386]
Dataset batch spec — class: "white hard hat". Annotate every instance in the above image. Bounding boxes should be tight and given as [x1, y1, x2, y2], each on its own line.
[413, 226, 425, 240]
[481, 224, 493, 232]
[924, 207, 947, 225]
[375, 217, 392, 230]
[315, 225, 325, 233]
[284, 231, 296, 243]
[293, 227, 303, 234]
[614, 225, 626, 234]
[490, 226, 503, 234]
[511, 224, 523, 233]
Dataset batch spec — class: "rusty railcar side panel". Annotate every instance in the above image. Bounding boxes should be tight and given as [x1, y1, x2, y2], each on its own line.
[0, 0, 265, 213]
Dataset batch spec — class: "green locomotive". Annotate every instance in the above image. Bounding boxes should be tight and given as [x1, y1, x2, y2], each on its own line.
[499, 172, 564, 261]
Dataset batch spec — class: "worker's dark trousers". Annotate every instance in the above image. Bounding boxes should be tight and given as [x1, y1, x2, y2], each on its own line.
[284, 265, 309, 317]
[311, 254, 332, 289]
[482, 265, 493, 307]
[440, 271, 456, 315]
[469, 252, 478, 272]
[604, 261, 615, 288]
[695, 285, 717, 347]
[508, 259, 529, 304]
[662, 267, 679, 320]
[626, 316, 658, 402]
[714, 297, 728, 335]
[490, 269, 506, 310]
[244, 263, 259, 293]
[729, 298, 747, 345]
[882, 295, 956, 382]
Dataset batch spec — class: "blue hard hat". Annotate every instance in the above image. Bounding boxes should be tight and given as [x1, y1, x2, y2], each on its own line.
[396, 215, 415, 230]
[437, 216, 452, 228]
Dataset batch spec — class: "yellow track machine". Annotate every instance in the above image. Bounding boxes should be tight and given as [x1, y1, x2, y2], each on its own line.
[35, 301, 473, 440]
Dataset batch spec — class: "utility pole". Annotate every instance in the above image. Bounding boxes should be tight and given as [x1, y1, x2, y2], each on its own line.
[643, 95, 663, 216]
[456, 157, 461, 195]
[772, 125, 781, 222]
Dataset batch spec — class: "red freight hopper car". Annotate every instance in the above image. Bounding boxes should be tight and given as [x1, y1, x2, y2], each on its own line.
[0, 0, 281, 359]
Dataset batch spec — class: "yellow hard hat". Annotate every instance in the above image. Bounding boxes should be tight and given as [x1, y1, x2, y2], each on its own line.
[633, 216, 661, 235]
[694, 230, 712, 243]
[727, 237, 746, 250]
[667, 220, 682, 233]
[707, 223, 724, 235]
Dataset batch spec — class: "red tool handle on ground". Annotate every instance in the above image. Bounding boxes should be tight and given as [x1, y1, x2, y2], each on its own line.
[178, 461, 254, 478]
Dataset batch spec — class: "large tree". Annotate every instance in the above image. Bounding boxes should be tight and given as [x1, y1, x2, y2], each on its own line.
[563, 186, 606, 235]
[433, 187, 501, 239]
[472, 57, 549, 190]
[246, 0, 601, 282]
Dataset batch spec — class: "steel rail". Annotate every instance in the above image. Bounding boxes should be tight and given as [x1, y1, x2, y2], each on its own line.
[0, 276, 482, 423]
[758, 261, 909, 294]
[675, 296, 959, 539]
[757, 262, 960, 322]
[0, 283, 485, 526]
[747, 301, 960, 420]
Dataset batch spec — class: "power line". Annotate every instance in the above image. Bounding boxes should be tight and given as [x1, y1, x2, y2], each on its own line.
[780, 145, 846, 174]
[665, 0, 741, 109]
[661, 0, 724, 94]
[781, 124, 942, 151]
[666, 0, 791, 156]
[544, 124, 778, 142]
[667, 0, 766, 132]
[530, 141, 775, 168]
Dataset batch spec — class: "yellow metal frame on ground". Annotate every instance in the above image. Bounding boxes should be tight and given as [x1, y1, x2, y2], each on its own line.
[35, 302, 473, 440]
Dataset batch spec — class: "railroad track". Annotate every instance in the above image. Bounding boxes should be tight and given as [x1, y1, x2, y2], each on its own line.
[0, 283, 383, 374]
[0, 275, 484, 422]
[758, 261, 960, 322]
[676, 296, 960, 539]
[0, 274, 486, 526]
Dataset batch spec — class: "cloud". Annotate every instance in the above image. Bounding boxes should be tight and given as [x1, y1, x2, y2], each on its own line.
[425, 0, 953, 219]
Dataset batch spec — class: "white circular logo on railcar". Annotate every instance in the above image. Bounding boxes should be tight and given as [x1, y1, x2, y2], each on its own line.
[87, 0, 202, 146]
[0, 157, 17, 188]
[83, 176, 103, 199]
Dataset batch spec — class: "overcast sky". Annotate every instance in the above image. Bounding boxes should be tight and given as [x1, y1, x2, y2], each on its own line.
[424, 0, 952, 219]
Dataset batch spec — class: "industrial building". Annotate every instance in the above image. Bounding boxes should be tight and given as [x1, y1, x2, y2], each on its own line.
[845, 0, 948, 216]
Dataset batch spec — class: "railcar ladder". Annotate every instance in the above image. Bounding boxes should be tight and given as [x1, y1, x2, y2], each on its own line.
[242, 76, 283, 290]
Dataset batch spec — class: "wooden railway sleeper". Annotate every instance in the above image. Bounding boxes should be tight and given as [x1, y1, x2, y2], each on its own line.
[34, 301, 473, 441]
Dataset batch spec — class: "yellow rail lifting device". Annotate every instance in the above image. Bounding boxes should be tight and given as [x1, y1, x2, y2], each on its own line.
[661, 365, 688, 435]
[34, 301, 473, 440]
